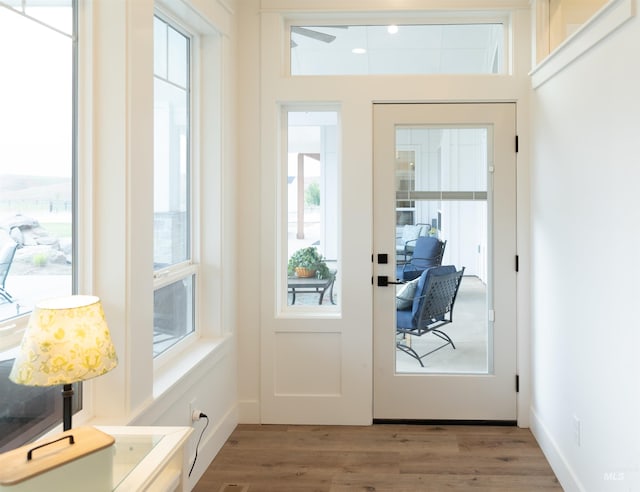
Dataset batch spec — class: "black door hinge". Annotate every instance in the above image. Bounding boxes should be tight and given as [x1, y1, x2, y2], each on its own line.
[515, 135, 519, 153]
[515, 255, 519, 272]
[516, 375, 520, 393]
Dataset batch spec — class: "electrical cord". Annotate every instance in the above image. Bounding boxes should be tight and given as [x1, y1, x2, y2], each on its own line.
[189, 412, 209, 477]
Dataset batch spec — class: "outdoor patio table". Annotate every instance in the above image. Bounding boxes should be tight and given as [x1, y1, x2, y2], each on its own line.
[287, 272, 336, 305]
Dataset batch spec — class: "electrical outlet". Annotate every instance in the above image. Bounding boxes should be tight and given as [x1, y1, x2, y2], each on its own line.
[189, 398, 198, 422]
[573, 415, 581, 446]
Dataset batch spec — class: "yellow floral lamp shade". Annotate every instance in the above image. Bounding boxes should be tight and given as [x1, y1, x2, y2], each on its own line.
[9, 295, 118, 386]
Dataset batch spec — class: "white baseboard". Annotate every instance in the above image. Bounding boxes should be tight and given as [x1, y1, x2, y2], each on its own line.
[237, 398, 260, 423]
[184, 403, 238, 491]
[530, 406, 584, 492]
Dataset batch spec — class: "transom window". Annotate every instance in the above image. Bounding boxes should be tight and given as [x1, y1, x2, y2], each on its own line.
[548, 0, 610, 51]
[290, 23, 505, 76]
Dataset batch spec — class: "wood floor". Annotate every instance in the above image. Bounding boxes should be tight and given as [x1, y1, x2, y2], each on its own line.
[193, 424, 562, 492]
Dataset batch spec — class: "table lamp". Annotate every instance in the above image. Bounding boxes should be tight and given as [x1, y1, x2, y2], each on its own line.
[9, 295, 118, 431]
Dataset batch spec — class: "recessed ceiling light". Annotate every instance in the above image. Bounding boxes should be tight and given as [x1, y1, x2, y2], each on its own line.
[387, 25, 398, 34]
[352, 48, 367, 54]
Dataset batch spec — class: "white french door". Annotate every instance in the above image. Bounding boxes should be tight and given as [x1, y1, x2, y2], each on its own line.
[373, 103, 518, 421]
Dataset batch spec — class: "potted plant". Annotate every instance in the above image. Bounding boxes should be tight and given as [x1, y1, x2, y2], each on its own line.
[287, 246, 331, 279]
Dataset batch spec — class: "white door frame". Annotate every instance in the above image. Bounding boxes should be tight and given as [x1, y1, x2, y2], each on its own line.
[252, 7, 532, 427]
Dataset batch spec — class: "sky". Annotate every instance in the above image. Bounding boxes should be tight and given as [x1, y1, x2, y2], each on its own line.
[0, 4, 73, 178]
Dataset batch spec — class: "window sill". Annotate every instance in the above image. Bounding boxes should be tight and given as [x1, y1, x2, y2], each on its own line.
[153, 334, 233, 399]
[80, 336, 233, 428]
[530, 0, 634, 89]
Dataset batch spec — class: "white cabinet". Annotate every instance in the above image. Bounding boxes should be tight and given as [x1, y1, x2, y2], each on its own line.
[97, 426, 192, 492]
[0, 426, 191, 492]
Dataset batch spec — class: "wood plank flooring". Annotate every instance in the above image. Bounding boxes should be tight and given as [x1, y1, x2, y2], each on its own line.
[193, 424, 562, 492]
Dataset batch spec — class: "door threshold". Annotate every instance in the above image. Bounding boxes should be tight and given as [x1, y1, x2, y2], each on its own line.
[373, 419, 517, 426]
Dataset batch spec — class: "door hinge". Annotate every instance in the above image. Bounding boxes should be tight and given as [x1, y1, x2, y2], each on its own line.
[515, 135, 519, 153]
[515, 255, 519, 272]
[516, 375, 520, 393]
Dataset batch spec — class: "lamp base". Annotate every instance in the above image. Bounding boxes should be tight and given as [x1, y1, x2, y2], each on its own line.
[62, 383, 74, 431]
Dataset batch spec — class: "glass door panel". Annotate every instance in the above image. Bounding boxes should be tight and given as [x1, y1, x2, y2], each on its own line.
[285, 110, 339, 310]
[395, 127, 490, 375]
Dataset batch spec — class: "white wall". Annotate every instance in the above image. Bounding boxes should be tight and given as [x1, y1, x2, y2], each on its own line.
[235, 0, 263, 423]
[80, 0, 239, 488]
[529, 1, 640, 489]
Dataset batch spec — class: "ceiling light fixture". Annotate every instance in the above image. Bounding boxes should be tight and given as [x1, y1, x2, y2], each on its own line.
[352, 47, 366, 54]
[387, 25, 399, 34]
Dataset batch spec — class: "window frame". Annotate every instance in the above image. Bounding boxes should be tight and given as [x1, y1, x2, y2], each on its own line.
[279, 105, 342, 317]
[531, 0, 632, 87]
[152, 10, 200, 363]
[0, 0, 79, 451]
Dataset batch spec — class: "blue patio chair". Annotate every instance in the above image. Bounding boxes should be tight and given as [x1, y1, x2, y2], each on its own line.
[396, 236, 446, 281]
[396, 265, 465, 367]
[0, 238, 18, 303]
[395, 223, 428, 263]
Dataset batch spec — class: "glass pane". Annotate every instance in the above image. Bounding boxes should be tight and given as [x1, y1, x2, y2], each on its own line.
[0, 2, 75, 449]
[286, 111, 339, 308]
[395, 127, 490, 374]
[549, 0, 609, 51]
[291, 24, 504, 76]
[153, 17, 190, 270]
[112, 433, 164, 487]
[153, 275, 195, 357]
[0, 362, 80, 452]
[8, 1, 74, 36]
[153, 16, 168, 79]
[0, 6, 73, 323]
[168, 26, 188, 89]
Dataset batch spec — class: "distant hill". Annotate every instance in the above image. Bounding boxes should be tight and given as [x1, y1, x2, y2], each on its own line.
[0, 174, 71, 200]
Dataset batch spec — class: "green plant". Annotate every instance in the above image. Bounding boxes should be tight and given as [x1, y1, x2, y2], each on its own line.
[32, 252, 48, 267]
[287, 246, 330, 278]
[305, 182, 320, 207]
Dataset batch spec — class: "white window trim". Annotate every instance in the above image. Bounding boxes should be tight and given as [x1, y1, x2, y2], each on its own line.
[530, 0, 634, 88]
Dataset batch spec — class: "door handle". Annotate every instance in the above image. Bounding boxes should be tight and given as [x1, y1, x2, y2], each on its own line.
[377, 276, 405, 287]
